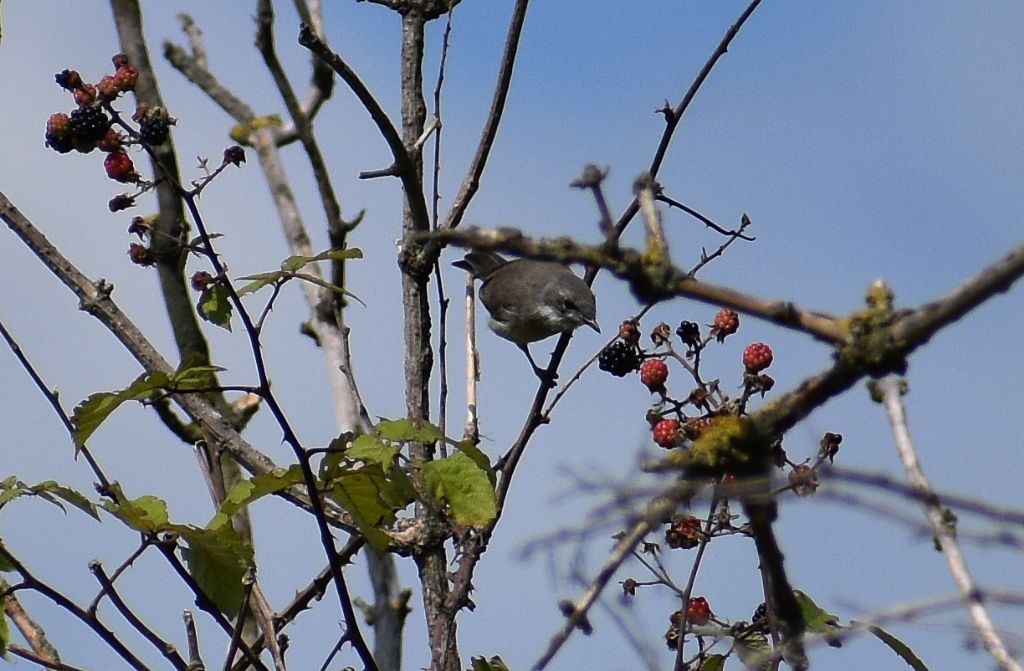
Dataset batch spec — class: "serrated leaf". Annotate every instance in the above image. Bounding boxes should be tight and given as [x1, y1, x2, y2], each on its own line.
[72, 371, 172, 449]
[197, 283, 233, 331]
[699, 655, 726, 671]
[31, 481, 99, 520]
[216, 465, 306, 520]
[470, 656, 510, 671]
[103, 495, 171, 533]
[180, 525, 253, 618]
[0, 481, 27, 509]
[864, 624, 930, 671]
[421, 453, 496, 528]
[377, 418, 444, 445]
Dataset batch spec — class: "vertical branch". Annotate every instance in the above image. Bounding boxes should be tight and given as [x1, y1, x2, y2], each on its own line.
[396, 8, 459, 670]
[878, 377, 1022, 671]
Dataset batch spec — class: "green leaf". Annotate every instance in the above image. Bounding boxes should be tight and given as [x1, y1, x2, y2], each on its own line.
[328, 467, 413, 552]
[699, 655, 726, 671]
[795, 590, 843, 645]
[172, 365, 225, 391]
[291, 272, 364, 305]
[470, 656, 511, 671]
[0, 540, 15, 572]
[103, 495, 171, 533]
[31, 481, 99, 520]
[451, 439, 494, 480]
[180, 525, 253, 618]
[281, 247, 363, 272]
[72, 371, 172, 449]
[236, 271, 283, 296]
[197, 283, 233, 331]
[347, 434, 399, 470]
[328, 472, 392, 552]
[421, 453, 497, 528]
[0, 480, 27, 509]
[864, 625, 930, 671]
[0, 592, 8, 658]
[309, 247, 363, 262]
[377, 418, 444, 444]
[215, 465, 306, 521]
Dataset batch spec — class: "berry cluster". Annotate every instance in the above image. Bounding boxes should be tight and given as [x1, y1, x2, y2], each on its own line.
[45, 53, 177, 184]
[607, 310, 844, 661]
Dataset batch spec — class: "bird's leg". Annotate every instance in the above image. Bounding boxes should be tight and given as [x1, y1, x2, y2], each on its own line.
[519, 344, 557, 387]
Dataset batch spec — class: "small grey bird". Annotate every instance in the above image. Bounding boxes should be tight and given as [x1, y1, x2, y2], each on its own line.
[454, 251, 600, 380]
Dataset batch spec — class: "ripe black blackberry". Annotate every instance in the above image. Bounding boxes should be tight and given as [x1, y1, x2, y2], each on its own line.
[676, 320, 701, 348]
[69, 105, 109, 143]
[139, 114, 170, 146]
[598, 340, 641, 377]
[752, 602, 769, 632]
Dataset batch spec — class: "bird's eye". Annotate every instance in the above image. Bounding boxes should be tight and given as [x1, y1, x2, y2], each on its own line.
[561, 298, 577, 312]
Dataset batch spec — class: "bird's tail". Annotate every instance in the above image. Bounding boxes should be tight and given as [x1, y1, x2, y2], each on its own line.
[452, 251, 508, 279]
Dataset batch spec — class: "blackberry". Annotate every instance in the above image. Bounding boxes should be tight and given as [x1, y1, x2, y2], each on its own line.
[69, 105, 109, 144]
[598, 340, 641, 377]
[45, 112, 73, 154]
[139, 112, 171, 146]
[752, 602, 769, 632]
[676, 320, 701, 348]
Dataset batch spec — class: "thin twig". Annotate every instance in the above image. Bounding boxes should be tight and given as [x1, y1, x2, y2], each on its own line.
[90, 561, 188, 670]
[441, 0, 530, 231]
[878, 377, 1022, 671]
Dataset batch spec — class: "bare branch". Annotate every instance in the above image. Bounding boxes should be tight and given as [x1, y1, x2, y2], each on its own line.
[441, 0, 529, 231]
[878, 377, 1023, 671]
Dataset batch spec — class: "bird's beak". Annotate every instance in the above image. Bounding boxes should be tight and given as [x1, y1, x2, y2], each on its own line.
[584, 318, 600, 334]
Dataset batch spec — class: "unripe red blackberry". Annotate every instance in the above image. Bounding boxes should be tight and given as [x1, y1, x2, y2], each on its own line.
[683, 416, 713, 440]
[96, 127, 123, 152]
[618, 318, 641, 345]
[652, 419, 681, 448]
[73, 84, 97, 106]
[191, 271, 215, 292]
[104, 151, 136, 183]
[712, 308, 739, 342]
[686, 597, 711, 625]
[128, 242, 154, 267]
[639, 358, 668, 391]
[598, 340, 641, 377]
[113, 65, 139, 92]
[666, 515, 702, 549]
[742, 342, 773, 373]
[788, 464, 818, 496]
[97, 75, 120, 100]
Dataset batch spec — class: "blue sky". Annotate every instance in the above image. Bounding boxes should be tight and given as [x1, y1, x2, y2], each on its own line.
[0, 2, 1022, 670]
